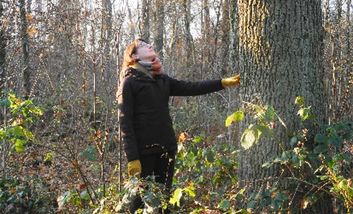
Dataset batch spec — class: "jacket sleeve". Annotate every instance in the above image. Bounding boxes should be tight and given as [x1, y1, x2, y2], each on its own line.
[168, 75, 225, 96]
[117, 77, 139, 162]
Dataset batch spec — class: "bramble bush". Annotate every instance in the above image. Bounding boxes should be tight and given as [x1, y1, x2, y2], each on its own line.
[226, 96, 353, 212]
[0, 93, 55, 213]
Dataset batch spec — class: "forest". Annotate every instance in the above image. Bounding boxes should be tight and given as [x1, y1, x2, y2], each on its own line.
[0, 0, 352, 213]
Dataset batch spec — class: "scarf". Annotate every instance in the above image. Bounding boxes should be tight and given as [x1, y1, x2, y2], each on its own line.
[132, 57, 163, 77]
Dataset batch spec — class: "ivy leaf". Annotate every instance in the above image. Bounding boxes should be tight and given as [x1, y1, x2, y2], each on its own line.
[241, 127, 261, 150]
[169, 188, 183, 207]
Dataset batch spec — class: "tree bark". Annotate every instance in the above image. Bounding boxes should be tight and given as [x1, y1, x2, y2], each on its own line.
[153, 0, 164, 60]
[19, 0, 31, 99]
[347, 0, 351, 57]
[237, 0, 331, 212]
[0, 1, 6, 93]
[201, 0, 211, 74]
[183, 0, 193, 69]
[140, 0, 150, 42]
[220, 0, 230, 76]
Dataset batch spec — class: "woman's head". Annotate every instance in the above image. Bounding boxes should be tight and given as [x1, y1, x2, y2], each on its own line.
[122, 39, 157, 70]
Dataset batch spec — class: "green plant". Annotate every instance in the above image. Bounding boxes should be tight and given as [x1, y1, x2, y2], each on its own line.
[0, 92, 43, 153]
[0, 176, 55, 213]
[226, 97, 353, 212]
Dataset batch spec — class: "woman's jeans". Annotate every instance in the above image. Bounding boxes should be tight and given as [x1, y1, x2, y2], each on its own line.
[129, 150, 176, 213]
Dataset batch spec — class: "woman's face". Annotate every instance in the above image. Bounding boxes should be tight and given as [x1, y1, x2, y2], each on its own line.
[134, 41, 157, 62]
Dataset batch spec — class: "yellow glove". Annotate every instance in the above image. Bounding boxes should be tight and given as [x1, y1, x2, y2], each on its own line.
[127, 160, 142, 177]
[221, 74, 240, 88]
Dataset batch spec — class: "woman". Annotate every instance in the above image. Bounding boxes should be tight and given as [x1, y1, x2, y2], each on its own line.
[117, 38, 240, 212]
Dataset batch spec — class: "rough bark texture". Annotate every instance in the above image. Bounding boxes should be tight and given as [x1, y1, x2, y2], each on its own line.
[237, 0, 331, 212]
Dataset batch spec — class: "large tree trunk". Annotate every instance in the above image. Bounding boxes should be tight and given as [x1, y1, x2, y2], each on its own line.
[237, 0, 331, 212]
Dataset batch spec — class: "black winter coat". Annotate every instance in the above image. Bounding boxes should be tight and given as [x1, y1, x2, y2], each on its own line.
[117, 67, 224, 161]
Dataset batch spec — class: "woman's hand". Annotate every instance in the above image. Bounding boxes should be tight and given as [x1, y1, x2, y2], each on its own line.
[128, 159, 142, 177]
[221, 74, 240, 88]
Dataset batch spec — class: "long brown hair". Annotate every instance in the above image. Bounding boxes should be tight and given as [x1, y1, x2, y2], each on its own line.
[117, 39, 145, 97]
[121, 38, 147, 71]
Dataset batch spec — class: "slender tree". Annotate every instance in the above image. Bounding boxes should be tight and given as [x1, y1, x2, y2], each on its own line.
[140, 0, 150, 41]
[183, 0, 193, 70]
[153, 0, 164, 59]
[19, 0, 31, 99]
[0, 1, 6, 92]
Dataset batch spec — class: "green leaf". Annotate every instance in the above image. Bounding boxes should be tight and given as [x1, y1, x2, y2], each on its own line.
[169, 188, 183, 207]
[44, 152, 54, 162]
[0, 128, 5, 140]
[264, 106, 276, 122]
[241, 127, 260, 150]
[15, 139, 26, 153]
[205, 150, 215, 163]
[295, 96, 305, 107]
[225, 111, 245, 127]
[247, 200, 257, 209]
[314, 144, 328, 154]
[297, 106, 312, 121]
[192, 136, 203, 144]
[0, 98, 10, 107]
[314, 134, 326, 143]
[225, 115, 234, 127]
[290, 136, 298, 147]
[183, 185, 196, 198]
[80, 190, 90, 201]
[79, 145, 97, 161]
[233, 111, 245, 122]
[218, 199, 230, 211]
[9, 126, 25, 138]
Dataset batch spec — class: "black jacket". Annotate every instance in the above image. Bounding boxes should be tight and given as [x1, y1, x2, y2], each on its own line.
[117, 67, 224, 161]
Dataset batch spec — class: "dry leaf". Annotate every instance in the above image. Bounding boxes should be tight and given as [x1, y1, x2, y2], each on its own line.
[178, 132, 188, 143]
[26, 14, 33, 22]
[27, 26, 38, 38]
